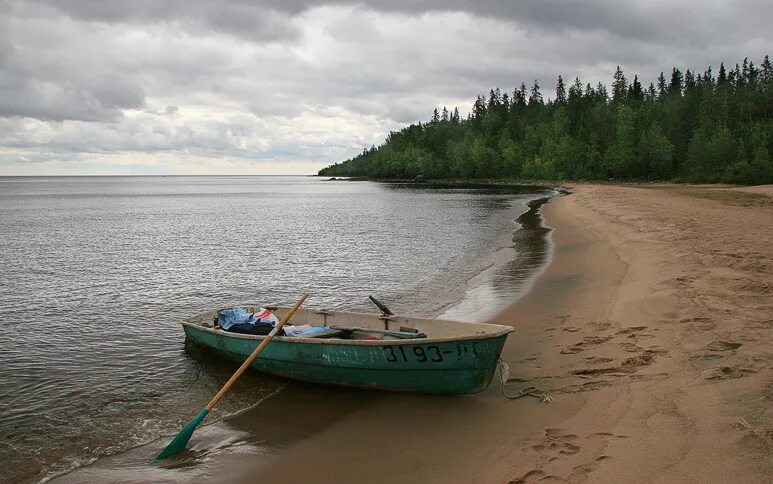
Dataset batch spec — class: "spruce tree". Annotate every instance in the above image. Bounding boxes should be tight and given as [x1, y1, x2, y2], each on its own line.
[657, 72, 667, 98]
[612, 66, 628, 102]
[555, 75, 567, 104]
[529, 80, 543, 105]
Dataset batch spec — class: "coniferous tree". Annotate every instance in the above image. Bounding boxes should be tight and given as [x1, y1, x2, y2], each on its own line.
[529, 80, 543, 105]
[718, 63, 728, 86]
[669, 68, 684, 96]
[612, 66, 628, 102]
[555, 75, 567, 104]
[629, 75, 644, 103]
[657, 72, 667, 98]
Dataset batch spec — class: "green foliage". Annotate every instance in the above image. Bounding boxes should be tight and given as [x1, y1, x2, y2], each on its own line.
[319, 55, 773, 185]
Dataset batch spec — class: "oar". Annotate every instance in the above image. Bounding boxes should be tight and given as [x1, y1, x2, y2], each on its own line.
[156, 293, 309, 459]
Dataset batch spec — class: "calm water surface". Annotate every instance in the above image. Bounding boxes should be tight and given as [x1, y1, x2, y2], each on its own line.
[0, 176, 552, 482]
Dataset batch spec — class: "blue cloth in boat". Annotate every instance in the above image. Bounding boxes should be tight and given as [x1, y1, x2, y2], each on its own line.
[284, 325, 331, 337]
[217, 308, 258, 330]
[218, 308, 277, 335]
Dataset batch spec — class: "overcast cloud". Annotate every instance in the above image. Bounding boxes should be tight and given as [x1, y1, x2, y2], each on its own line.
[0, 0, 770, 174]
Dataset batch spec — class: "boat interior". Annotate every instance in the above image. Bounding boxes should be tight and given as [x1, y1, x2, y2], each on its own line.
[184, 306, 514, 342]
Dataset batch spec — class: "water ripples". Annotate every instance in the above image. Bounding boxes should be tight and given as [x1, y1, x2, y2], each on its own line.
[0, 176, 549, 482]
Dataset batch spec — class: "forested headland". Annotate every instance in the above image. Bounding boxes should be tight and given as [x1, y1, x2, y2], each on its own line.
[319, 56, 772, 184]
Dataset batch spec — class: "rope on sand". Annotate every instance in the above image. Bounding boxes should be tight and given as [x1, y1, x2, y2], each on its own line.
[497, 358, 555, 403]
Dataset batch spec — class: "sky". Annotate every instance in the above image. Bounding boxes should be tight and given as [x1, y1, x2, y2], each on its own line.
[0, 1, 771, 175]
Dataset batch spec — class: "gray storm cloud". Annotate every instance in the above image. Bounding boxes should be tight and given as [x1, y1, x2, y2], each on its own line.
[0, 0, 770, 173]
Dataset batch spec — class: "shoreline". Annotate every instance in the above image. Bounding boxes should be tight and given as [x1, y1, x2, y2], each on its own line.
[437, 191, 556, 321]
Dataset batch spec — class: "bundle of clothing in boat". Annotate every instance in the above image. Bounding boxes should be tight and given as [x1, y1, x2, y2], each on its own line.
[217, 307, 278, 335]
[215, 307, 330, 337]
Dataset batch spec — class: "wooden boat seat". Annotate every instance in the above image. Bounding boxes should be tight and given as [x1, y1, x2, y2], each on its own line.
[331, 325, 427, 339]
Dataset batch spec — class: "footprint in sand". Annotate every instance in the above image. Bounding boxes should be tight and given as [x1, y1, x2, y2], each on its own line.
[679, 317, 716, 330]
[510, 469, 562, 483]
[701, 366, 744, 380]
[584, 356, 614, 365]
[620, 341, 642, 352]
[583, 335, 613, 345]
[531, 429, 582, 459]
[561, 346, 585, 354]
[621, 352, 656, 369]
[705, 341, 742, 351]
[571, 351, 658, 377]
[616, 326, 648, 335]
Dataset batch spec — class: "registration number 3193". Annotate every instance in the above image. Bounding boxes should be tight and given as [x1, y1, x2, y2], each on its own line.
[381, 342, 480, 363]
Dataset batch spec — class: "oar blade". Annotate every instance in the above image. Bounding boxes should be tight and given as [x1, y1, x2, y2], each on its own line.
[155, 408, 209, 460]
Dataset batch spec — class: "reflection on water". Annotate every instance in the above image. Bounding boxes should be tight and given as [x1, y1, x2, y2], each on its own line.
[0, 176, 551, 482]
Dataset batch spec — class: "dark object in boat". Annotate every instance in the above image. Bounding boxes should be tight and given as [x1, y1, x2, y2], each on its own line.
[227, 321, 277, 336]
[368, 295, 394, 316]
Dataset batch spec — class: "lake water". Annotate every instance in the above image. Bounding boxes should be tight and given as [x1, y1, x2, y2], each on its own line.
[0, 176, 553, 482]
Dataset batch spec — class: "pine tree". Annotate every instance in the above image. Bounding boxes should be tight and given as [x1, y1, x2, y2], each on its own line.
[717, 63, 728, 86]
[645, 82, 657, 101]
[518, 83, 528, 105]
[761, 55, 772, 84]
[488, 89, 500, 111]
[684, 70, 696, 94]
[596, 82, 608, 101]
[612, 66, 628, 102]
[657, 72, 667, 98]
[472, 95, 486, 120]
[432, 108, 440, 123]
[555, 75, 567, 104]
[669, 68, 684, 96]
[628, 75, 644, 103]
[529, 80, 543, 105]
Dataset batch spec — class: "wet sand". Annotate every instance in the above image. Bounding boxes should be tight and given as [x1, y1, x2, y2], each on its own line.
[223, 184, 772, 483]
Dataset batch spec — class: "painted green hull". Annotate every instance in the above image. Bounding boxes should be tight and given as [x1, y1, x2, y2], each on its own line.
[183, 325, 508, 395]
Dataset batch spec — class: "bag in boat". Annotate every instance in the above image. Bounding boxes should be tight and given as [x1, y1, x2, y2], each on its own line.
[217, 307, 279, 336]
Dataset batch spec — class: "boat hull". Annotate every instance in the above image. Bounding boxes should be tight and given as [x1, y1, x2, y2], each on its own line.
[183, 325, 508, 395]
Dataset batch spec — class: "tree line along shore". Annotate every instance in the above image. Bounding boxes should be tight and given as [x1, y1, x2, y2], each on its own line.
[319, 55, 772, 185]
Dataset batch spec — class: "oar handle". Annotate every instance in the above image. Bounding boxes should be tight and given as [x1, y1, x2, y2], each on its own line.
[205, 293, 308, 411]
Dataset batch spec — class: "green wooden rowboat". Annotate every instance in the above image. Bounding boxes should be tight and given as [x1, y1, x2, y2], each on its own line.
[182, 306, 514, 395]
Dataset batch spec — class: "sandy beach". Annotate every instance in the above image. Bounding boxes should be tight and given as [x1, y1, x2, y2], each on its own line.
[220, 184, 772, 483]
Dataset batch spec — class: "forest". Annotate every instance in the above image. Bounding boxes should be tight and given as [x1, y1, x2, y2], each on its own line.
[319, 56, 772, 184]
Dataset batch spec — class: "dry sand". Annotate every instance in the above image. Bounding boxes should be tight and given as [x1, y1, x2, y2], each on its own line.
[229, 184, 772, 483]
